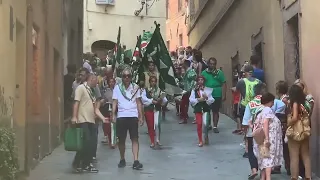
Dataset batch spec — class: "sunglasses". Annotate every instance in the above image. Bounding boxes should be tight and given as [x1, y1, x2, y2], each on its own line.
[122, 74, 132, 78]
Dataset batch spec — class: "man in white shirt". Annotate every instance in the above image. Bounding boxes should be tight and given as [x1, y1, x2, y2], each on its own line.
[112, 68, 144, 170]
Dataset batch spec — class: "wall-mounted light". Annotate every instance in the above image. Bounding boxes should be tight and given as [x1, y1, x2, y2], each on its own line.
[134, 0, 158, 16]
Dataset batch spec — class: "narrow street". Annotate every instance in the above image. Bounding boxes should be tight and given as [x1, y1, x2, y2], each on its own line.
[26, 105, 288, 180]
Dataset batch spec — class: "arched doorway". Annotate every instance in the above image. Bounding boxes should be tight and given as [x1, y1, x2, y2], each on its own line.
[91, 40, 115, 59]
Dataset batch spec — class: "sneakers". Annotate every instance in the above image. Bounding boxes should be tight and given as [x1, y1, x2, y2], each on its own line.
[83, 164, 99, 173]
[213, 127, 219, 133]
[118, 159, 126, 168]
[132, 160, 143, 170]
[72, 164, 83, 173]
[118, 159, 143, 170]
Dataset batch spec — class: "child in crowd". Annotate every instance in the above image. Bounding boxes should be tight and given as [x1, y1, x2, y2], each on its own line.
[189, 76, 215, 147]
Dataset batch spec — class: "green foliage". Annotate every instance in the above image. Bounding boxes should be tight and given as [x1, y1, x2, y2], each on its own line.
[0, 87, 19, 180]
[0, 120, 19, 180]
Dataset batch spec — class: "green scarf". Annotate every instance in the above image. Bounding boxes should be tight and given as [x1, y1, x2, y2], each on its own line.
[205, 68, 219, 77]
[118, 83, 138, 101]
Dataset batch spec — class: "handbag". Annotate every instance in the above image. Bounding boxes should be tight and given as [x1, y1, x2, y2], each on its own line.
[64, 127, 84, 151]
[252, 109, 265, 145]
[286, 105, 311, 141]
[259, 145, 270, 158]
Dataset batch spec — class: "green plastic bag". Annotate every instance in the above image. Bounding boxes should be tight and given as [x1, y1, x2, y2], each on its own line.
[64, 127, 83, 151]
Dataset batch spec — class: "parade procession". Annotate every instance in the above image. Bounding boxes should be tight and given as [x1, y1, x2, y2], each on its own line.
[65, 21, 232, 173]
[63, 19, 314, 179]
[3, 0, 320, 180]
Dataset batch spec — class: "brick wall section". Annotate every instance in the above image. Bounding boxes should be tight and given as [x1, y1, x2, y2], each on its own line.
[166, 0, 189, 52]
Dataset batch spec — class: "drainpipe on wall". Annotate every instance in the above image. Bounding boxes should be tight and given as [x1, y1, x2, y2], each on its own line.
[24, 1, 33, 175]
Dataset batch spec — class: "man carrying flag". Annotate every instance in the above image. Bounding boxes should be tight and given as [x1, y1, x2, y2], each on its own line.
[139, 22, 182, 122]
[140, 22, 182, 96]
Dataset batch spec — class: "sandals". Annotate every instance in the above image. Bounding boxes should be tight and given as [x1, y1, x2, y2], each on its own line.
[248, 173, 258, 179]
[232, 129, 241, 134]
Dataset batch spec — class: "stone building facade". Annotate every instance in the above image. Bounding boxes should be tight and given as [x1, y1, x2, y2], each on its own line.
[188, 0, 320, 176]
[0, 0, 83, 174]
[83, 0, 166, 58]
[165, 0, 189, 52]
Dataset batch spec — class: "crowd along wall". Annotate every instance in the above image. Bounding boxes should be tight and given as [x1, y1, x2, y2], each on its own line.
[188, 0, 285, 116]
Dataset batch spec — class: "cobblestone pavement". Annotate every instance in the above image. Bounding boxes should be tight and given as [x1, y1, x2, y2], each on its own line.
[27, 105, 288, 180]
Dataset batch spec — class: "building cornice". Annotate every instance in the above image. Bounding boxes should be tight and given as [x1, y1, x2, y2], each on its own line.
[187, 0, 209, 36]
[194, 0, 236, 49]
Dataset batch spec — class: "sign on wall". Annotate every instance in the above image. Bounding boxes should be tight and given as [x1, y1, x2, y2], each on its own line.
[96, 0, 115, 5]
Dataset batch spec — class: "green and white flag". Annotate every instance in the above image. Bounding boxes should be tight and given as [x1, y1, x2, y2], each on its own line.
[124, 49, 133, 59]
[112, 26, 122, 73]
[142, 22, 182, 95]
[141, 31, 153, 55]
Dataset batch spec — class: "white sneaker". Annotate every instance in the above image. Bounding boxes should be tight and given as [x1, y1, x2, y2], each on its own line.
[298, 176, 303, 180]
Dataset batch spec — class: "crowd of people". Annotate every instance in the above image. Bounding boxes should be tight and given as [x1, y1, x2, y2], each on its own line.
[64, 45, 314, 180]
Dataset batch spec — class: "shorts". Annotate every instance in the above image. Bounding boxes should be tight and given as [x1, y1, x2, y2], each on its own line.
[211, 97, 222, 113]
[116, 117, 139, 142]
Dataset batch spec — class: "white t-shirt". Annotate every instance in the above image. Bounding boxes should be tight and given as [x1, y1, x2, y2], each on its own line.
[112, 83, 141, 118]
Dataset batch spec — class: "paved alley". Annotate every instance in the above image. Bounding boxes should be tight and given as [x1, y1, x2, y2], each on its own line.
[26, 105, 288, 180]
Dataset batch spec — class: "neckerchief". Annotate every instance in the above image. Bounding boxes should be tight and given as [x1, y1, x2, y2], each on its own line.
[196, 85, 206, 98]
[196, 85, 204, 96]
[83, 82, 96, 103]
[205, 68, 219, 76]
[148, 86, 161, 99]
[119, 83, 139, 101]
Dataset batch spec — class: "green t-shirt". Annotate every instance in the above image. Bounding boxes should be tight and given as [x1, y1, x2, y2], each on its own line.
[201, 69, 226, 98]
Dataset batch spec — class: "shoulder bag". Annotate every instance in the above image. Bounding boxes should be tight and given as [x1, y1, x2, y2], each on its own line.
[286, 105, 311, 141]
